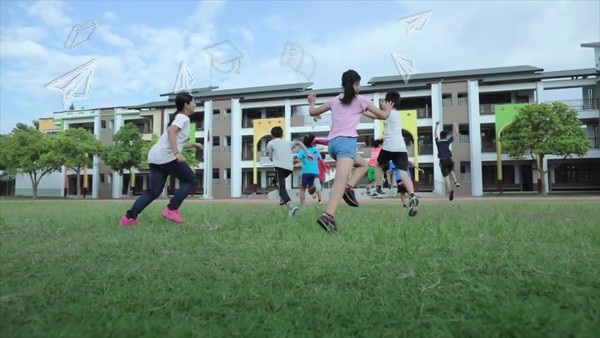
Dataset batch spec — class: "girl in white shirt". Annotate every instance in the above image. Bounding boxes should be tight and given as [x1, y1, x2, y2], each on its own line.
[119, 92, 203, 226]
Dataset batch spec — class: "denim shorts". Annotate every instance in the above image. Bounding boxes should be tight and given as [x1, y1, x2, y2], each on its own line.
[328, 136, 357, 160]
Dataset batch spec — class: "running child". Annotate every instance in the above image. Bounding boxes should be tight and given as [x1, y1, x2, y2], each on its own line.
[434, 121, 460, 201]
[266, 126, 313, 216]
[308, 69, 393, 231]
[366, 138, 383, 195]
[294, 133, 324, 208]
[119, 92, 203, 226]
[369, 91, 420, 217]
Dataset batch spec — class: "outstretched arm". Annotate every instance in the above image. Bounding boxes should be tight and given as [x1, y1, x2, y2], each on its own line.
[365, 101, 393, 120]
[308, 94, 330, 117]
[452, 122, 459, 139]
[434, 121, 440, 139]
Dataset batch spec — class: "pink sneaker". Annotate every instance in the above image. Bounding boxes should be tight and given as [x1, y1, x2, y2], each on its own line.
[161, 208, 184, 223]
[119, 215, 138, 227]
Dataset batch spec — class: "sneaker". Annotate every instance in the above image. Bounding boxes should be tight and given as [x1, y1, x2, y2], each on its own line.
[449, 190, 454, 201]
[342, 185, 359, 207]
[408, 195, 419, 217]
[161, 207, 184, 223]
[289, 206, 299, 216]
[370, 191, 383, 199]
[317, 213, 337, 232]
[455, 181, 460, 188]
[318, 200, 323, 206]
[119, 215, 138, 227]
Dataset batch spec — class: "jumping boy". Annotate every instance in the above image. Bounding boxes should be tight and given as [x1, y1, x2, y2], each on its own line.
[434, 121, 460, 201]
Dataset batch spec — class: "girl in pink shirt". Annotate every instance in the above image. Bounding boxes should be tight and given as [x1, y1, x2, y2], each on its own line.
[308, 69, 392, 232]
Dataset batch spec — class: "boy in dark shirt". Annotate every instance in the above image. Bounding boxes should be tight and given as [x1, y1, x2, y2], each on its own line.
[434, 121, 460, 201]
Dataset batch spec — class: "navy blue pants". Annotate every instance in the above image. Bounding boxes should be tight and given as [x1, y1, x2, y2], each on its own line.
[126, 160, 197, 219]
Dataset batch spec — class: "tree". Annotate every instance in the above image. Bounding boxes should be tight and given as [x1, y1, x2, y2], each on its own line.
[0, 129, 63, 198]
[500, 102, 591, 194]
[101, 123, 145, 196]
[13, 122, 37, 132]
[53, 128, 103, 197]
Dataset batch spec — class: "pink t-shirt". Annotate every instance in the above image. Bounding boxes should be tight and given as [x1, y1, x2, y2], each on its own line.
[368, 146, 382, 166]
[325, 94, 371, 140]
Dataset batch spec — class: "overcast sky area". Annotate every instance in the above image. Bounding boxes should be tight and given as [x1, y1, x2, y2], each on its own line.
[0, 0, 598, 134]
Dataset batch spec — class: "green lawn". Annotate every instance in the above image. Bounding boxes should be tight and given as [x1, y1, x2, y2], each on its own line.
[1, 200, 599, 337]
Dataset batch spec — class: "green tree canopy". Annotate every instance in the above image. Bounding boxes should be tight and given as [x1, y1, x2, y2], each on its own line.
[0, 129, 63, 198]
[53, 128, 103, 196]
[500, 102, 591, 193]
[102, 123, 145, 175]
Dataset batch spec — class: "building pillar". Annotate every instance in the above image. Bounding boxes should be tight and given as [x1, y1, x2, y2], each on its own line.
[230, 98, 242, 197]
[92, 110, 101, 199]
[535, 81, 544, 104]
[430, 82, 445, 195]
[112, 110, 124, 199]
[202, 101, 214, 199]
[467, 80, 483, 197]
[372, 92, 382, 139]
[284, 100, 293, 190]
[260, 171, 267, 188]
[542, 156, 550, 194]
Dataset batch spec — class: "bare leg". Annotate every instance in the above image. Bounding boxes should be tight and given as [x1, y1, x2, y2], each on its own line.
[347, 156, 369, 188]
[450, 170, 458, 184]
[299, 187, 306, 207]
[325, 158, 355, 217]
[399, 170, 414, 194]
[444, 176, 452, 192]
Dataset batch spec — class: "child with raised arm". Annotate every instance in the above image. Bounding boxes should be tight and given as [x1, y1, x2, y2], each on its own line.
[370, 91, 420, 217]
[434, 121, 460, 201]
[266, 126, 312, 216]
[308, 69, 392, 231]
[294, 133, 323, 208]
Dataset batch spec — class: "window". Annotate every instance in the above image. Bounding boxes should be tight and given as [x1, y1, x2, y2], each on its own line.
[226, 169, 231, 179]
[226, 136, 232, 146]
[101, 120, 107, 128]
[212, 169, 220, 179]
[212, 136, 220, 146]
[458, 93, 468, 106]
[442, 94, 452, 107]
[213, 109, 220, 115]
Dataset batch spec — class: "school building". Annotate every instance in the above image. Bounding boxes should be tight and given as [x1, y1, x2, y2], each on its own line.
[15, 42, 600, 198]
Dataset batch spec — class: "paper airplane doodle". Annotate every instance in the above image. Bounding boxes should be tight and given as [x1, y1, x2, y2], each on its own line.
[391, 53, 417, 85]
[173, 61, 196, 93]
[64, 20, 98, 49]
[46, 59, 97, 109]
[399, 10, 432, 35]
[280, 43, 316, 81]
[203, 40, 245, 74]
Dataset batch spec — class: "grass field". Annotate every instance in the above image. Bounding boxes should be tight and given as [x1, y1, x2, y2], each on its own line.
[1, 199, 599, 337]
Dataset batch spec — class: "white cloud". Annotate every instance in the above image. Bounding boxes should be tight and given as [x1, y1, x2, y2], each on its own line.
[24, 0, 71, 27]
[0, 0, 598, 135]
[103, 11, 117, 21]
[229, 26, 255, 43]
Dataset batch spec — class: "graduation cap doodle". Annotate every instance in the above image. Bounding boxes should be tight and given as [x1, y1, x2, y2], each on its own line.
[173, 61, 196, 93]
[64, 20, 98, 49]
[280, 42, 316, 81]
[399, 10, 432, 35]
[203, 41, 245, 74]
[391, 53, 417, 85]
[45, 59, 97, 109]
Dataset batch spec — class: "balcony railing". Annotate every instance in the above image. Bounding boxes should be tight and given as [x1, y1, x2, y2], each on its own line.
[546, 99, 599, 111]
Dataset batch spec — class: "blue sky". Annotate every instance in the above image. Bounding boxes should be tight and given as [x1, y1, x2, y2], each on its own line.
[0, 0, 598, 134]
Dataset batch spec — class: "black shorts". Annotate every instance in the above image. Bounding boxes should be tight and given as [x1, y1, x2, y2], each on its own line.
[439, 158, 454, 177]
[377, 150, 409, 171]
